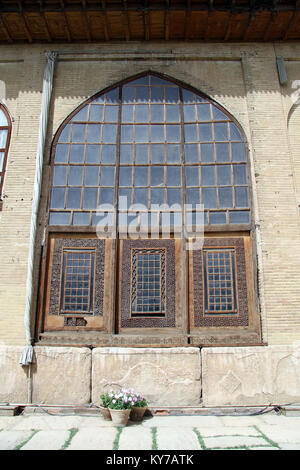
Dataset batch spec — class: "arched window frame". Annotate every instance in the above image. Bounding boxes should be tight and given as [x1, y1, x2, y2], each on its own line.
[0, 103, 12, 207]
[48, 71, 252, 232]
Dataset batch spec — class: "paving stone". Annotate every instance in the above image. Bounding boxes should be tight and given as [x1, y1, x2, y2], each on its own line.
[21, 430, 70, 450]
[156, 428, 201, 450]
[257, 425, 300, 444]
[0, 430, 34, 450]
[195, 426, 261, 437]
[66, 427, 117, 450]
[203, 435, 267, 449]
[118, 426, 153, 450]
[220, 416, 265, 427]
[142, 415, 222, 428]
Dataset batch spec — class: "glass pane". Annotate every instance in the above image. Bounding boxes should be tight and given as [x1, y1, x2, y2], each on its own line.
[235, 187, 249, 207]
[89, 104, 104, 122]
[100, 166, 115, 186]
[151, 188, 165, 205]
[86, 144, 100, 163]
[201, 166, 216, 186]
[166, 144, 181, 163]
[105, 88, 119, 104]
[233, 164, 248, 185]
[150, 87, 164, 103]
[121, 125, 134, 143]
[119, 166, 132, 186]
[102, 124, 117, 143]
[200, 143, 214, 163]
[121, 104, 134, 122]
[214, 122, 229, 141]
[135, 86, 149, 103]
[215, 143, 230, 162]
[134, 166, 148, 186]
[186, 188, 200, 205]
[135, 105, 149, 122]
[184, 124, 198, 143]
[82, 188, 98, 209]
[151, 125, 164, 142]
[186, 166, 199, 187]
[73, 212, 90, 226]
[166, 105, 180, 122]
[122, 87, 135, 103]
[197, 104, 211, 121]
[135, 144, 149, 163]
[133, 188, 148, 206]
[84, 166, 99, 186]
[202, 188, 217, 208]
[166, 125, 180, 142]
[231, 142, 246, 162]
[182, 89, 195, 104]
[217, 165, 232, 186]
[165, 87, 179, 103]
[99, 187, 114, 205]
[135, 125, 149, 142]
[210, 212, 227, 224]
[120, 144, 134, 163]
[68, 166, 83, 186]
[49, 212, 71, 225]
[86, 124, 101, 143]
[167, 167, 181, 187]
[101, 145, 116, 164]
[150, 166, 164, 187]
[151, 144, 165, 163]
[213, 106, 229, 121]
[185, 144, 199, 163]
[0, 129, 8, 148]
[0, 109, 8, 126]
[167, 188, 182, 206]
[72, 105, 89, 122]
[58, 124, 71, 143]
[69, 144, 85, 163]
[183, 105, 196, 122]
[198, 123, 213, 142]
[129, 76, 149, 86]
[55, 144, 69, 163]
[218, 187, 233, 208]
[229, 210, 250, 224]
[50, 188, 65, 209]
[104, 106, 119, 122]
[118, 188, 132, 205]
[150, 105, 164, 122]
[72, 124, 86, 142]
[0, 152, 4, 171]
[66, 187, 82, 208]
[230, 122, 243, 141]
[53, 166, 67, 186]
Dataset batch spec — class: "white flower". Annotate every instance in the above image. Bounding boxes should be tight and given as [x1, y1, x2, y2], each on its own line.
[112, 399, 116, 403]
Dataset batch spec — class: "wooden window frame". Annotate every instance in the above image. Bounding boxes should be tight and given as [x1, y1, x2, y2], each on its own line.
[0, 104, 12, 209]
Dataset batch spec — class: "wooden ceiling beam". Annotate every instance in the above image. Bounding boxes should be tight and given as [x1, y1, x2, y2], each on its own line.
[59, 0, 72, 41]
[100, 1, 110, 41]
[184, 0, 191, 41]
[0, 14, 13, 43]
[18, 1, 33, 43]
[282, 2, 300, 40]
[143, 0, 150, 41]
[38, 1, 52, 42]
[122, 0, 130, 41]
[81, 0, 92, 42]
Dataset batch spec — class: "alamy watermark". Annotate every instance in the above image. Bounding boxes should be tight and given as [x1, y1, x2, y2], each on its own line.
[94, 197, 204, 251]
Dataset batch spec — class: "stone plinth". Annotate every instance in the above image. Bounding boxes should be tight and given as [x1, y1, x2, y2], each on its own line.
[202, 344, 300, 406]
[0, 346, 29, 403]
[92, 347, 201, 406]
[31, 346, 91, 405]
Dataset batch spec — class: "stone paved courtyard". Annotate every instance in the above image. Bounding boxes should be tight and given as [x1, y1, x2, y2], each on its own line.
[0, 412, 300, 451]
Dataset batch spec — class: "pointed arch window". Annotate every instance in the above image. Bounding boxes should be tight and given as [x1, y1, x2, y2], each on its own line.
[49, 73, 250, 228]
[0, 104, 11, 205]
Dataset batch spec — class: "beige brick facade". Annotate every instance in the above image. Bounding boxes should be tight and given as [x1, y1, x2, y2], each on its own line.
[1, 42, 300, 404]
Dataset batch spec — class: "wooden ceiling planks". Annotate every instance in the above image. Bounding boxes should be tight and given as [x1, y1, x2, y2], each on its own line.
[1, 1, 300, 43]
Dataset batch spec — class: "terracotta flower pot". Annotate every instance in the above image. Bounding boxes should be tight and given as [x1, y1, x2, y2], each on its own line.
[130, 406, 147, 422]
[109, 408, 131, 427]
[99, 406, 111, 421]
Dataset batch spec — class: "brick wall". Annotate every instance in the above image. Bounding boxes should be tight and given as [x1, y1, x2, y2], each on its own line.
[0, 42, 300, 346]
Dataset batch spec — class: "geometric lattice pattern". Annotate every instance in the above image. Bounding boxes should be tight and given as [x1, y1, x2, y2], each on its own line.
[203, 248, 237, 314]
[131, 248, 166, 317]
[60, 249, 95, 314]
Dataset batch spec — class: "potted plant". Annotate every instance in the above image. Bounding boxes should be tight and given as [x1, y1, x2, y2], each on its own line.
[107, 389, 134, 427]
[99, 392, 112, 421]
[130, 392, 148, 422]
